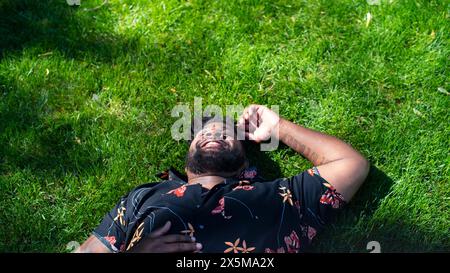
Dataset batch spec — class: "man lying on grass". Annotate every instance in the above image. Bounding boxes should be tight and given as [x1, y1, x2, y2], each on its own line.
[76, 104, 369, 253]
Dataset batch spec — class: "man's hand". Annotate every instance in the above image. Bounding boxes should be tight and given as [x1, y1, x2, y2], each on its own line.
[237, 104, 280, 142]
[76, 221, 202, 253]
[128, 221, 202, 253]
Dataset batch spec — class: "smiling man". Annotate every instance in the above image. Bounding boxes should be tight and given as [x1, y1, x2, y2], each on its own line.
[76, 104, 369, 253]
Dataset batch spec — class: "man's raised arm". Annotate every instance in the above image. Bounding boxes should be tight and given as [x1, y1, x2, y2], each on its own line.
[238, 104, 369, 201]
[278, 118, 369, 201]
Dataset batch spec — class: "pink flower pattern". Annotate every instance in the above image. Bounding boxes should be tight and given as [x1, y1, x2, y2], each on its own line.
[211, 197, 232, 219]
[320, 183, 345, 209]
[167, 185, 187, 197]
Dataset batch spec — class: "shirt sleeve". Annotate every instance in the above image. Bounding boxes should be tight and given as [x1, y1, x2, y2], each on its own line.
[287, 167, 346, 228]
[92, 195, 129, 253]
[92, 182, 162, 252]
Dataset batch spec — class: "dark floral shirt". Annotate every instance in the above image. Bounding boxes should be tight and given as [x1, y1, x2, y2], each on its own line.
[93, 167, 345, 253]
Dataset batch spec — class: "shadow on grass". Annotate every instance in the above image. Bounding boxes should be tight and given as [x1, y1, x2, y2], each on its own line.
[243, 141, 282, 181]
[0, 0, 136, 62]
[312, 165, 447, 252]
[259, 142, 440, 252]
[0, 0, 219, 72]
[0, 86, 103, 177]
[347, 165, 394, 218]
[242, 144, 439, 252]
[0, 0, 216, 175]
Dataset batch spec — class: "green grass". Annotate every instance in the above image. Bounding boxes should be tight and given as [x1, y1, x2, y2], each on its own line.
[0, 0, 449, 252]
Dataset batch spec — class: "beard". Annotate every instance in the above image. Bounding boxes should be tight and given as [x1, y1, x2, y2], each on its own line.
[186, 141, 246, 176]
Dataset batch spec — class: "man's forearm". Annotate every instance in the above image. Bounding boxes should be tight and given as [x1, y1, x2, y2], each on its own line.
[278, 118, 365, 166]
[74, 235, 112, 253]
[278, 117, 369, 200]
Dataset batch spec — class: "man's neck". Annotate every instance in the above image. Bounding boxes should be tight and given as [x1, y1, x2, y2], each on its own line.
[187, 174, 227, 190]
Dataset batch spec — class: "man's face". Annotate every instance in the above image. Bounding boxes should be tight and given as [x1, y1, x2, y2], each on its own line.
[186, 121, 246, 176]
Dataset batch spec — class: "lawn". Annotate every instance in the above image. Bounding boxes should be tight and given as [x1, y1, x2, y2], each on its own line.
[0, 0, 448, 252]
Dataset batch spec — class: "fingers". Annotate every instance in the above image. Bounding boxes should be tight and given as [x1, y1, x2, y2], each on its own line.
[162, 234, 195, 243]
[161, 242, 202, 253]
[246, 132, 259, 142]
[237, 111, 248, 128]
[149, 221, 171, 238]
[237, 104, 266, 142]
[239, 105, 259, 122]
[237, 116, 245, 129]
[130, 221, 204, 253]
[251, 129, 266, 143]
[246, 105, 258, 120]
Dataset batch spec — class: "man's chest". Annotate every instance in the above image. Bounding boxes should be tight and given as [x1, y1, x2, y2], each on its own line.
[125, 182, 300, 250]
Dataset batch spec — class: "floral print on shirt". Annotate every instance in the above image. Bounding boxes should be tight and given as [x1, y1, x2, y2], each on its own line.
[93, 168, 346, 253]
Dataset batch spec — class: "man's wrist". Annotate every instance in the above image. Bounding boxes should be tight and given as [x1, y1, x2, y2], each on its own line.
[277, 118, 290, 141]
